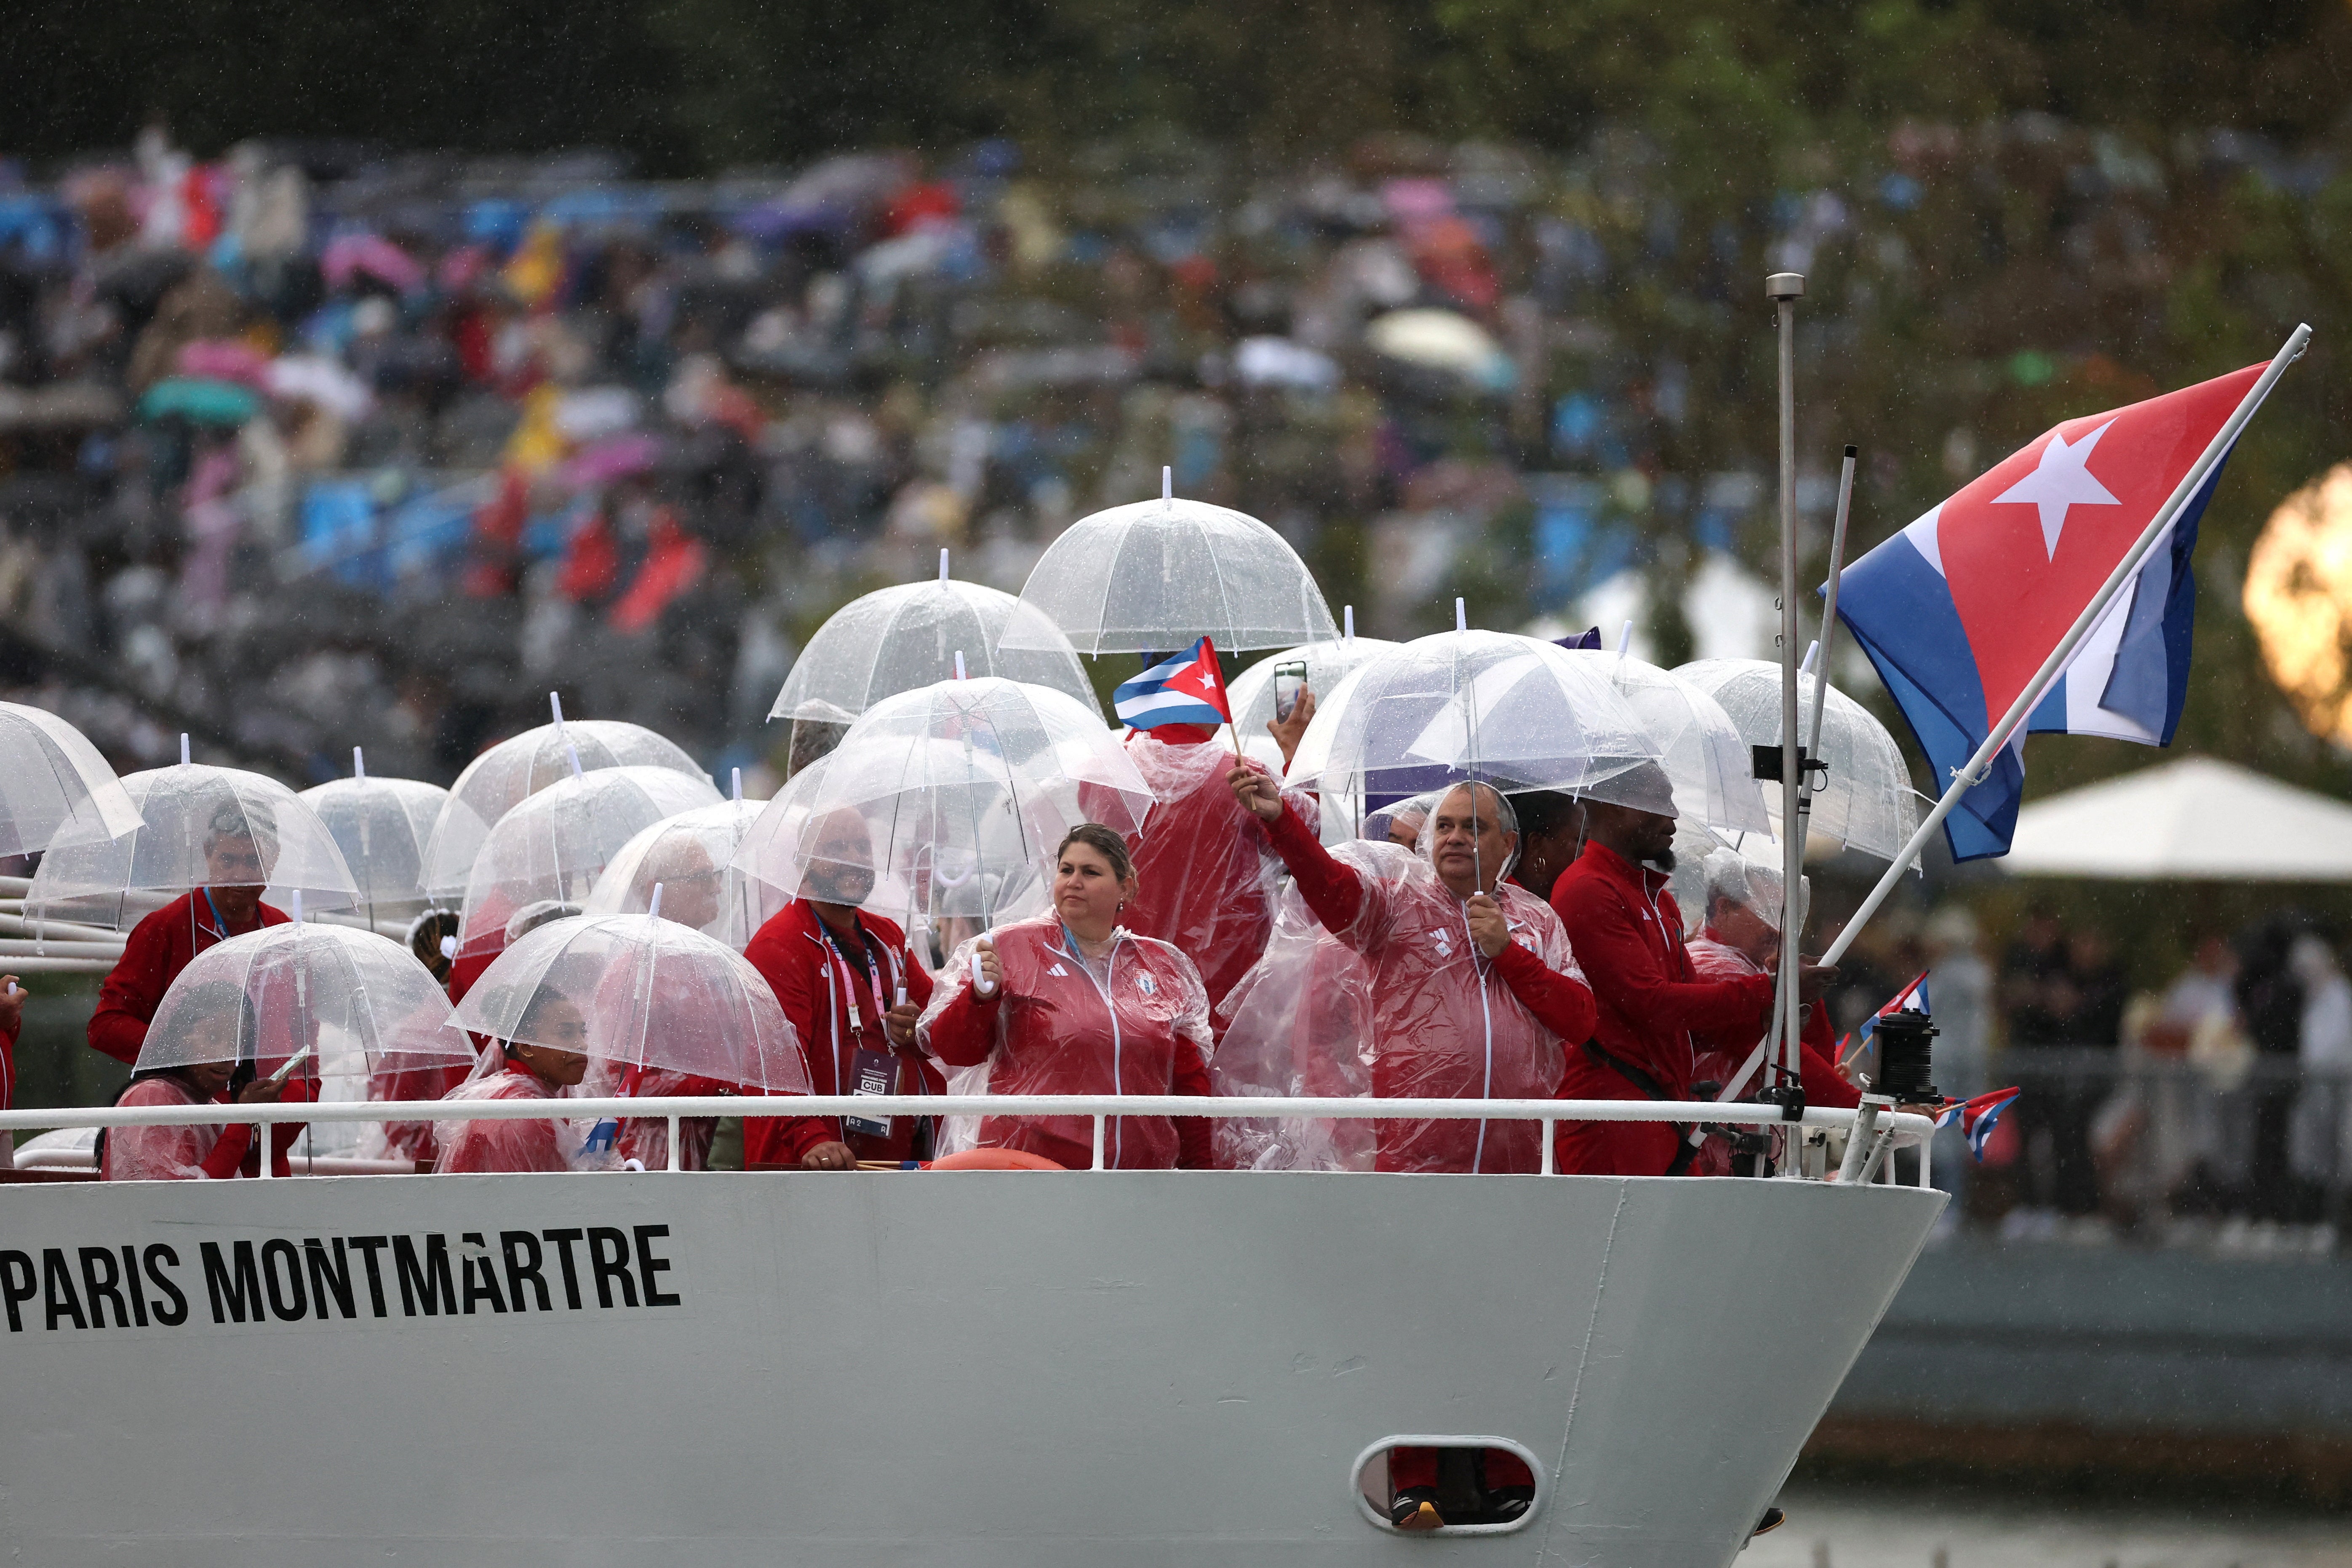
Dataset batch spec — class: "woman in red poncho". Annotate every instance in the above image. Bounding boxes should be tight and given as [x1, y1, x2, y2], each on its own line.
[918, 825, 1213, 1171]
[99, 982, 310, 1181]
[1683, 851, 1858, 1175]
[434, 990, 598, 1175]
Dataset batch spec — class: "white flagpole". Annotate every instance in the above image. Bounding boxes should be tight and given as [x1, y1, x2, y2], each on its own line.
[1820, 323, 2311, 970]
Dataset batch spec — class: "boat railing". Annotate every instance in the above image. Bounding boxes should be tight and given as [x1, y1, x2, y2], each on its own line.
[1, 1095, 1941, 1186]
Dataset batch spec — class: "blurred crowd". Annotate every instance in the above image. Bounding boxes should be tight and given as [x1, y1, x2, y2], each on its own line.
[0, 115, 2327, 792]
[1827, 904, 2352, 1252]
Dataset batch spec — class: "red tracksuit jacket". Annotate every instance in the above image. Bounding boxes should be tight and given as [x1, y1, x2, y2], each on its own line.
[740, 901, 940, 1167]
[88, 892, 291, 1066]
[1549, 842, 1773, 1176]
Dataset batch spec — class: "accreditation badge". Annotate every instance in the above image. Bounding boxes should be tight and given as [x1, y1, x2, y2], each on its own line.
[843, 1049, 897, 1139]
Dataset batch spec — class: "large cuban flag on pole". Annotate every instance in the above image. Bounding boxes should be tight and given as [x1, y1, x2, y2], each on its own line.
[1835, 335, 2306, 863]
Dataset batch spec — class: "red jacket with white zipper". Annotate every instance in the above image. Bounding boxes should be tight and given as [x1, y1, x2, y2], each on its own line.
[740, 900, 940, 1166]
[919, 912, 1212, 1170]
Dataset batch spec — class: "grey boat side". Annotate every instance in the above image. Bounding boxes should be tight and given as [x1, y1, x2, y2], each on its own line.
[0, 1167, 1942, 1567]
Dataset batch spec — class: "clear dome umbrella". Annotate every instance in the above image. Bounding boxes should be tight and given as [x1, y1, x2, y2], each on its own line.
[1673, 657, 1923, 862]
[1561, 650, 1775, 835]
[998, 475, 1338, 654]
[771, 557, 1098, 724]
[135, 920, 474, 1159]
[0, 701, 143, 857]
[729, 754, 833, 902]
[1282, 625, 1660, 806]
[300, 753, 450, 930]
[30, 762, 360, 930]
[585, 799, 785, 947]
[419, 704, 710, 900]
[138, 922, 471, 1081]
[454, 766, 723, 964]
[454, 913, 811, 1093]
[786, 677, 1155, 934]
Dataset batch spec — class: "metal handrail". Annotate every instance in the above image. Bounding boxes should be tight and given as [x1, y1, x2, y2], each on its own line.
[1, 1095, 1939, 1185]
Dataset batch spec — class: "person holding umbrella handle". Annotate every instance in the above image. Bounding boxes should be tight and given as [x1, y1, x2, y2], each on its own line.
[919, 825, 1214, 1171]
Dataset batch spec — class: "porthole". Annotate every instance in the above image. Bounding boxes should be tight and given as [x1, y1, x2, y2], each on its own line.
[1349, 1434, 1544, 1536]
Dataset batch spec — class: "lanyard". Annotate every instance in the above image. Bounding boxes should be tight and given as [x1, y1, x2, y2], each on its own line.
[200, 887, 233, 943]
[819, 921, 897, 1085]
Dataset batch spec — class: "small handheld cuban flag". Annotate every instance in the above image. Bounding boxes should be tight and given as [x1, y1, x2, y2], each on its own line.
[1839, 970, 1931, 1075]
[1937, 1087, 2022, 1161]
[1863, 972, 1930, 1040]
[1113, 636, 1233, 732]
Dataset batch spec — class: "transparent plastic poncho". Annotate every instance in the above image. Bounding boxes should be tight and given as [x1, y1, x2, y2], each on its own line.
[1218, 836, 1578, 1174]
[298, 775, 451, 924]
[585, 799, 785, 948]
[783, 678, 1155, 934]
[431, 1065, 608, 1175]
[30, 764, 360, 928]
[1673, 657, 1923, 862]
[770, 577, 1098, 724]
[1282, 630, 1660, 807]
[998, 494, 1338, 654]
[453, 767, 723, 963]
[1560, 649, 1773, 834]
[420, 719, 710, 900]
[453, 912, 811, 1093]
[1665, 828, 1802, 944]
[918, 912, 1213, 1170]
[136, 922, 472, 1081]
[1209, 841, 1415, 1171]
[1119, 732, 1318, 1010]
[0, 700, 143, 858]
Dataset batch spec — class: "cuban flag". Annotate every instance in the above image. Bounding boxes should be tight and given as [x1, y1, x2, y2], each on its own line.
[1840, 970, 1931, 1074]
[1834, 362, 2274, 860]
[1937, 1087, 2022, 1161]
[1113, 636, 1233, 732]
[1861, 971, 1930, 1042]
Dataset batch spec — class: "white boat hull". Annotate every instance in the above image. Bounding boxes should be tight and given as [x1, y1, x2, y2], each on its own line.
[0, 1170, 1941, 1565]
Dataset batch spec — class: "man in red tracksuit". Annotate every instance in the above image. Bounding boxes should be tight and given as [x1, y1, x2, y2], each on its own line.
[87, 815, 291, 1066]
[740, 815, 939, 1171]
[1549, 766, 1833, 1177]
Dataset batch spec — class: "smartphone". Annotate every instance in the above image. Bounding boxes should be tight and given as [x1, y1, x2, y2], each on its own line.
[1273, 662, 1309, 721]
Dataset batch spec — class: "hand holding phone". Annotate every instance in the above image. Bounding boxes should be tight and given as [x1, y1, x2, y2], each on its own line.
[1272, 662, 1309, 722]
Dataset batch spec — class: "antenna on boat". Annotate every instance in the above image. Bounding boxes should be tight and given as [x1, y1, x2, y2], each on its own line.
[1765, 270, 1807, 1158]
